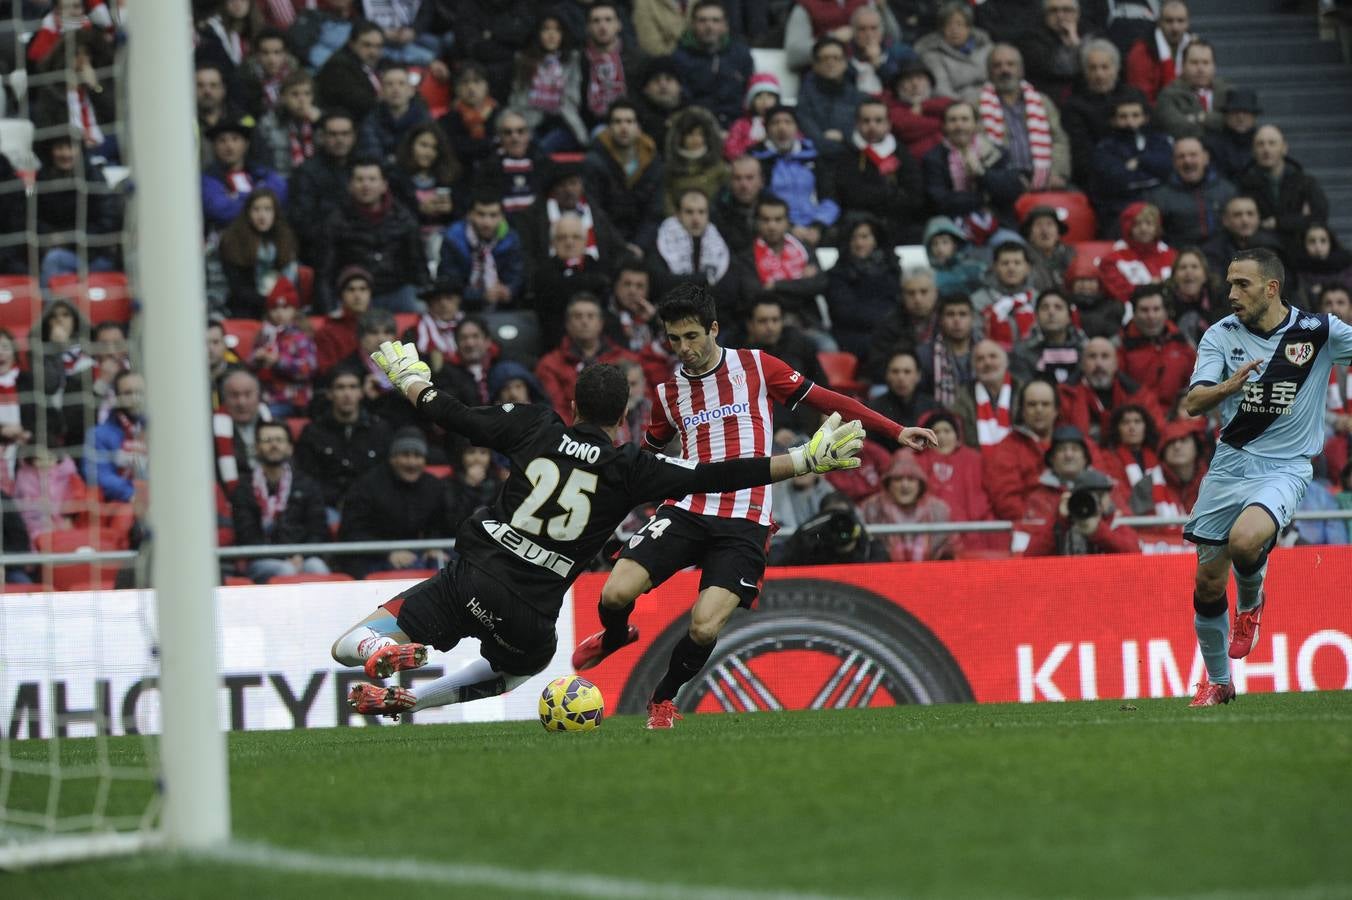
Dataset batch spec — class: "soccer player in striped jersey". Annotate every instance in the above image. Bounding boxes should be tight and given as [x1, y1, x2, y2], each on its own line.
[571, 283, 938, 728]
[1182, 248, 1352, 706]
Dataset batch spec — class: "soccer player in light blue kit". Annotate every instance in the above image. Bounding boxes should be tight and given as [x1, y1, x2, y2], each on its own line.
[1181, 248, 1352, 706]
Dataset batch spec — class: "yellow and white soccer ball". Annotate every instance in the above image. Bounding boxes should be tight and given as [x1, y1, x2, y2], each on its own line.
[538, 675, 605, 732]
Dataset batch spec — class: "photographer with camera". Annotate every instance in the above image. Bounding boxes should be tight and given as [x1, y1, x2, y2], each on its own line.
[1022, 425, 1139, 555]
[773, 492, 890, 566]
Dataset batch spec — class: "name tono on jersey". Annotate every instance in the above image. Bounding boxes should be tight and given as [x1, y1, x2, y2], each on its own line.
[1190, 305, 1352, 460]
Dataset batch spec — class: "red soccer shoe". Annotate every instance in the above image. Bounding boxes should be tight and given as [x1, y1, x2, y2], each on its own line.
[1188, 680, 1236, 708]
[645, 699, 683, 729]
[1229, 594, 1265, 659]
[364, 643, 428, 679]
[348, 683, 417, 719]
[571, 626, 639, 671]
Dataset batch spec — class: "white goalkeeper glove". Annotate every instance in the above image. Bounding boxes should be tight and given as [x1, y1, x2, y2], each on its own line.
[788, 412, 865, 475]
[372, 340, 432, 394]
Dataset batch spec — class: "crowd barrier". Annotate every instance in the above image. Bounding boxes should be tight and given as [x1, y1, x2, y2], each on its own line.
[3, 548, 1349, 739]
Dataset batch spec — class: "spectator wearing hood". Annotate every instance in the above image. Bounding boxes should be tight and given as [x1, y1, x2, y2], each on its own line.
[923, 217, 987, 299]
[887, 59, 955, 162]
[860, 450, 957, 561]
[1156, 419, 1209, 516]
[1098, 203, 1176, 305]
[827, 216, 903, 359]
[671, 0, 755, 128]
[1146, 137, 1236, 249]
[1118, 284, 1195, 410]
[1293, 224, 1352, 307]
[489, 360, 550, 406]
[1064, 252, 1122, 340]
[917, 408, 1000, 550]
[662, 106, 730, 216]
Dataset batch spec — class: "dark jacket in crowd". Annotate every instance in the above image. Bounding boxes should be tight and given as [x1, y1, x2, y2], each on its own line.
[318, 193, 427, 310]
[1146, 167, 1238, 249]
[1237, 157, 1330, 255]
[294, 410, 392, 508]
[921, 141, 1023, 225]
[314, 44, 380, 122]
[826, 249, 902, 360]
[231, 467, 329, 548]
[671, 33, 754, 128]
[583, 131, 666, 249]
[1060, 82, 1149, 187]
[337, 462, 454, 572]
[288, 151, 353, 264]
[832, 145, 925, 245]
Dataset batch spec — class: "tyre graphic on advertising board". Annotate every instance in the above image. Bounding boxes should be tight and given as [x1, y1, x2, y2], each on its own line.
[617, 579, 974, 714]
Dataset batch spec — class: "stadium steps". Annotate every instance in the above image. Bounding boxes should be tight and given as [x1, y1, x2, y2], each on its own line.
[1192, 1, 1352, 242]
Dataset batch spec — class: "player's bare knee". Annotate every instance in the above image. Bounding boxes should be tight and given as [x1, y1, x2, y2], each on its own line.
[1227, 532, 1266, 568]
[601, 562, 649, 608]
[688, 619, 721, 645]
[1193, 570, 1226, 598]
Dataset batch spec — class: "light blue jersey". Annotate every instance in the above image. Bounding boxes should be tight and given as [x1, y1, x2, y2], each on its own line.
[1189, 304, 1352, 460]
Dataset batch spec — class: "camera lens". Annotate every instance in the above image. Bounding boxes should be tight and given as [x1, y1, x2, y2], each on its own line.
[1067, 489, 1098, 520]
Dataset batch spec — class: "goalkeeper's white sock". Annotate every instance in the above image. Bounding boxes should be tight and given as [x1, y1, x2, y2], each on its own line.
[331, 627, 397, 667]
[410, 658, 530, 711]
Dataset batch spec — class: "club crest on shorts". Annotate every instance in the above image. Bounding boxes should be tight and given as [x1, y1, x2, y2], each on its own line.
[1284, 341, 1314, 366]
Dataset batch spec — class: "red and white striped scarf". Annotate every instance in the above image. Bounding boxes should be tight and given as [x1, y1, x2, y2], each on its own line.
[981, 290, 1036, 349]
[974, 373, 1012, 447]
[0, 367, 19, 432]
[584, 43, 627, 119]
[288, 118, 315, 167]
[1116, 445, 1178, 517]
[752, 235, 810, 286]
[213, 407, 271, 492]
[1152, 29, 1191, 86]
[415, 311, 462, 357]
[528, 54, 567, 115]
[252, 462, 293, 532]
[979, 80, 1053, 189]
[1327, 366, 1352, 414]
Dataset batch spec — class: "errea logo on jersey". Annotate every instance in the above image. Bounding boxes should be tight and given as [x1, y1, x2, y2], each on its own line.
[682, 402, 749, 429]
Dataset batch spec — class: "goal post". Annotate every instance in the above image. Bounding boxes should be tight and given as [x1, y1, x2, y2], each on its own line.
[127, 0, 231, 850]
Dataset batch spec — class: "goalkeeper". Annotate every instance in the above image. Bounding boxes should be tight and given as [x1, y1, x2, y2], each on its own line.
[334, 341, 867, 717]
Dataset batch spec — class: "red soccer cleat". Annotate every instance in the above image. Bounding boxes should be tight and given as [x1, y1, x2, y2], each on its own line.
[645, 699, 683, 730]
[571, 626, 639, 671]
[1188, 680, 1236, 708]
[364, 643, 428, 679]
[348, 683, 417, 719]
[1229, 594, 1265, 659]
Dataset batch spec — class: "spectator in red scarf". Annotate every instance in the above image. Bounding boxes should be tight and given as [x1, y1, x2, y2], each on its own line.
[978, 44, 1070, 191]
[973, 241, 1038, 349]
[833, 98, 925, 244]
[602, 258, 676, 391]
[85, 370, 147, 503]
[27, 0, 117, 68]
[1097, 402, 1172, 515]
[231, 421, 330, 582]
[440, 192, 526, 311]
[952, 338, 1019, 450]
[1125, 0, 1192, 104]
[578, 2, 643, 132]
[214, 369, 271, 493]
[739, 194, 827, 326]
[201, 118, 289, 236]
[255, 70, 320, 177]
[236, 27, 297, 118]
[403, 275, 465, 374]
[1118, 284, 1196, 410]
[1098, 202, 1176, 304]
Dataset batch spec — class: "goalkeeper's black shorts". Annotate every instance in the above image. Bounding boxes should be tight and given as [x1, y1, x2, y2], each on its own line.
[383, 556, 556, 676]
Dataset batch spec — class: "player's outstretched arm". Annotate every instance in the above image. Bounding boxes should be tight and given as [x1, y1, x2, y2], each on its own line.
[1183, 359, 1263, 416]
[637, 414, 865, 502]
[802, 383, 938, 450]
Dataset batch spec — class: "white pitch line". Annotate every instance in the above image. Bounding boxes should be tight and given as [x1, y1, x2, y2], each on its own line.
[199, 841, 861, 900]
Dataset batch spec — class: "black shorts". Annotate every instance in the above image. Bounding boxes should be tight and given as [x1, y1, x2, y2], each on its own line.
[382, 557, 557, 676]
[618, 505, 772, 608]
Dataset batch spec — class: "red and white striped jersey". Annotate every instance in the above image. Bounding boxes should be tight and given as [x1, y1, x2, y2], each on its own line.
[644, 348, 812, 525]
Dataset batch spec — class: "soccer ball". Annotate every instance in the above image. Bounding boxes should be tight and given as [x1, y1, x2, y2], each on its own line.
[538, 675, 604, 732]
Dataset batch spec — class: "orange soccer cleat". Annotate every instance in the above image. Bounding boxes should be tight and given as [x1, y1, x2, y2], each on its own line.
[1188, 680, 1236, 708]
[364, 642, 429, 679]
[348, 683, 417, 719]
[645, 699, 683, 730]
[571, 626, 639, 671]
[1229, 594, 1265, 659]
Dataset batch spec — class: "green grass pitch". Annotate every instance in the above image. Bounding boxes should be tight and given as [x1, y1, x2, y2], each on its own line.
[6, 692, 1352, 899]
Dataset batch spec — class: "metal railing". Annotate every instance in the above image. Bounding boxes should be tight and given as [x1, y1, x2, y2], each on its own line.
[7, 510, 1352, 567]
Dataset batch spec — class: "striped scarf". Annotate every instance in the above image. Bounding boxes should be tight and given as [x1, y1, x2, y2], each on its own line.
[500, 156, 537, 215]
[528, 54, 566, 115]
[585, 43, 627, 119]
[213, 407, 271, 493]
[752, 235, 810, 286]
[981, 290, 1036, 349]
[1116, 445, 1178, 517]
[0, 367, 18, 427]
[252, 463, 293, 532]
[974, 374, 1012, 447]
[931, 335, 959, 408]
[979, 80, 1053, 189]
[415, 311, 462, 357]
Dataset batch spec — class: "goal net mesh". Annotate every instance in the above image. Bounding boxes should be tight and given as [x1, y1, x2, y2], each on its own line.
[0, 1, 164, 866]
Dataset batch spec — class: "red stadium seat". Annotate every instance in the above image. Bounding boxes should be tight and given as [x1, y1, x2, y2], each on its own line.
[223, 575, 253, 586]
[423, 464, 453, 480]
[1072, 240, 1116, 267]
[222, 317, 262, 354]
[0, 275, 41, 334]
[364, 569, 438, 581]
[267, 573, 355, 584]
[417, 68, 452, 118]
[395, 312, 419, 337]
[817, 351, 865, 396]
[48, 271, 134, 324]
[68, 573, 119, 591]
[285, 417, 309, 442]
[1015, 192, 1098, 243]
[3, 582, 48, 593]
[33, 526, 130, 591]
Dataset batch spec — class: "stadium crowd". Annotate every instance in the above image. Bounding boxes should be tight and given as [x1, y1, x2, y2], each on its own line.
[3, 0, 1352, 586]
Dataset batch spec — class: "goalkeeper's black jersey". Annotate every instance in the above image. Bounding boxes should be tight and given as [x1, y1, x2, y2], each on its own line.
[414, 388, 776, 617]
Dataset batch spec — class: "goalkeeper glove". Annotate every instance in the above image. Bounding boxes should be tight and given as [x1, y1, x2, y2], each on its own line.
[371, 340, 432, 394]
[788, 412, 865, 475]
